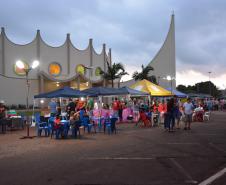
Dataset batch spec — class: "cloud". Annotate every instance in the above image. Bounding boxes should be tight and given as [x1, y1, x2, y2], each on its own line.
[0, 0, 226, 87]
[176, 70, 226, 90]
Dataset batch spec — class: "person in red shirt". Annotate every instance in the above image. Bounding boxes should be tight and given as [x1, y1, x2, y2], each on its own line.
[112, 98, 120, 117]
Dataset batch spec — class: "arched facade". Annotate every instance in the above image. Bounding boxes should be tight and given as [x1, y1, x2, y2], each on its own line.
[0, 28, 111, 105]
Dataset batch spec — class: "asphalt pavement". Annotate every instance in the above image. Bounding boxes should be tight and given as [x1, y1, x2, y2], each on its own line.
[0, 111, 226, 185]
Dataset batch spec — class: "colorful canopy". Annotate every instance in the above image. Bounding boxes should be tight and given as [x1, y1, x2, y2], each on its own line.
[166, 87, 187, 98]
[34, 86, 88, 98]
[130, 79, 172, 96]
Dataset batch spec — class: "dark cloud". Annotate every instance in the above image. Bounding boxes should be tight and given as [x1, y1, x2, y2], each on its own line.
[0, 0, 226, 78]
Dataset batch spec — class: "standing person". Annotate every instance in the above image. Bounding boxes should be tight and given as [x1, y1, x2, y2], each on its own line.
[183, 98, 194, 130]
[0, 100, 7, 133]
[118, 100, 124, 122]
[66, 98, 76, 117]
[69, 111, 80, 138]
[158, 100, 165, 124]
[86, 98, 94, 114]
[48, 98, 57, 117]
[56, 99, 61, 115]
[167, 98, 176, 132]
[175, 99, 182, 129]
[132, 99, 140, 122]
[112, 97, 120, 118]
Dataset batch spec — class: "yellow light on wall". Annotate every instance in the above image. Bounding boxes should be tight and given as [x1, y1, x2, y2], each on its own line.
[95, 67, 102, 76]
[76, 64, 86, 75]
[49, 63, 61, 76]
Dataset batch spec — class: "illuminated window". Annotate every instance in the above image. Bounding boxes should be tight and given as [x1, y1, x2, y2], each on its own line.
[14, 62, 29, 76]
[48, 62, 61, 76]
[76, 64, 86, 75]
[95, 67, 102, 76]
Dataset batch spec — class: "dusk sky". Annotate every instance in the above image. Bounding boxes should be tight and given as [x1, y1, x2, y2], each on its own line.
[0, 0, 226, 89]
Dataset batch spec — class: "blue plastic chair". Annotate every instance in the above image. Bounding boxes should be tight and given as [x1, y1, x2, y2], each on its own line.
[81, 116, 94, 133]
[105, 117, 118, 134]
[60, 120, 70, 138]
[104, 118, 111, 134]
[35, 113, 48, 136]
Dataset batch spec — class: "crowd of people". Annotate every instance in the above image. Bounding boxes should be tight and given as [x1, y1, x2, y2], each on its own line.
[1, 96, 225, 136]
[44, 95, 225, 136]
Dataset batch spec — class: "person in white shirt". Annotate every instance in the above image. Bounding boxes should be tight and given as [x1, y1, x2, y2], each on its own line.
[183, 98, 194, 130]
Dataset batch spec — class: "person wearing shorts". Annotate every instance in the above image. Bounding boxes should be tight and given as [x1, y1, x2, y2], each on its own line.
[183, 98, 194, 130]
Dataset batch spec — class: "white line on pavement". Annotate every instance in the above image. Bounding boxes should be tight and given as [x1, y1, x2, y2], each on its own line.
[199, 168, 226, 185]
[208, 143, 226, 153]
[169, 158, 198, 184]
[165, 143, 200, 145]
[82, 157, 155, 160]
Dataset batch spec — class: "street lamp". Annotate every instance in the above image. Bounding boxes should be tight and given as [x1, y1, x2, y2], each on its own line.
[164, 75, 175, 95]
[208, 71, 212, 96]
[16, 60, 39, 139]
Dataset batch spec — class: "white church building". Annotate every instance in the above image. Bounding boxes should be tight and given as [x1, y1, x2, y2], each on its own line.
[0, 14, 176, 105]
[0, 28, 111, 105]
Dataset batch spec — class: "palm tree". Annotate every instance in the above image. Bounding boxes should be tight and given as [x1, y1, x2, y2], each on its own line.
[132, 64, 157, 83]
[100, 62, 128, 88]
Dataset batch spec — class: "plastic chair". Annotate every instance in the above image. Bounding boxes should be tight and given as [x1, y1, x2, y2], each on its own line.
[81, 116, 93, 133]
[105, 117, 118, 134]
[203, 111, 210, 121]
[104, 117, 111, 134]
[60, 120, 70, 138]
[35, 113, 48, 136]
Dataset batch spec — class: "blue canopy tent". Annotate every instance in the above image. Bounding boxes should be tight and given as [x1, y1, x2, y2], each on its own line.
[117, 87, 149, 96]
[82, 87, 123, 97]
[187, 93, 212, 99]
[166, 87, 187, 98]
[82, 86, 149, 97]
[34, 86, 88, 98]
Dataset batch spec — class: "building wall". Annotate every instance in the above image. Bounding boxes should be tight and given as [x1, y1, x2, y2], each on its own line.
[0, 75, 39, 105]
[148, 14, 176, 88]
[0, 28, 110, 105]
[0, 33, 3, 74]
[4, 35, 38, 78]
[39, 39, 68, 78]
[120, 14, 176, 90]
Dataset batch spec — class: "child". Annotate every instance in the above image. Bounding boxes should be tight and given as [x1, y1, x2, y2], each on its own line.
[139, 109, 151, 127]
[54, 114, 62, 138]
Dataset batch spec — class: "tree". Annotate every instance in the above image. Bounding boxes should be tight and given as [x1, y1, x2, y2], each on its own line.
[176, 85, 187, 92]
[132, 65, 156, 83]
[100, 61, 128, 88]
[176, 81, 222, 97]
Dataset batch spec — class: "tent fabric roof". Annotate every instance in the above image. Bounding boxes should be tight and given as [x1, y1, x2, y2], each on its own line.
[130, 79, 172, 96]
[166, 87, 187, 98]
[34, 86, 87, 98]
[187, 93, 212, 99]
[82, 87, 122, 96]
[117, 87, 149, 96]
[82, 86, 149, 97]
